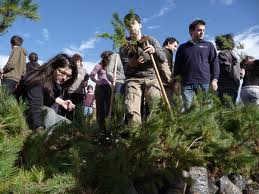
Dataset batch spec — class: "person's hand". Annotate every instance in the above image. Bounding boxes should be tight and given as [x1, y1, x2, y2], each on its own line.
[210, 79, 218, 91]
[64, 100, 75, 111]
[144, 45, 155, 54]
[56, 97, 75, 111]
[128, 56, 145, 67]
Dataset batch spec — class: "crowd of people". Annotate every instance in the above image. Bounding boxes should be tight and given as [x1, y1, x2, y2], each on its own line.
[0, 12, 258, 133]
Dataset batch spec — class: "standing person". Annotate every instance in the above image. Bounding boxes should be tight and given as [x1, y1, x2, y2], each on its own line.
[174, 20, 219, 110]
[119, 13, 167, 124]
[26, 52, 40, 74]
[106, 53, 126, 95]
[240, 57, 259, 105]
[215, 34, 242, 105]
[83, 85, 95, 117]
[17, 54, 78, 132]
[65, 53, 88, 120]
[162, 37, 179, 105]
[1, 35, 27, 93]
[90, 51, 113, 130]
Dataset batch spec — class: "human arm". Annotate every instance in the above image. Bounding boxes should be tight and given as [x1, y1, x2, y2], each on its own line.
[55, 97, 75, 111]
[90, 64, 101, 83]
[2, 48, 18, 73]
[26, 85, 45, 130]
[209, 43, 219, 91]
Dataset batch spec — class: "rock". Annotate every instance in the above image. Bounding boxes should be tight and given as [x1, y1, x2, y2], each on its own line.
[219, 176, 242, 194]
[189, 167, 209, 194]
[229, 174, 247, 191]
[208, 179, 218, 194]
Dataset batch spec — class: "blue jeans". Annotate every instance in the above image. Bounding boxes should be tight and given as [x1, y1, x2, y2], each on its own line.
[182, 83, 210, 110]
[240, 86, 259, 105]
[84, 106, 93, 116]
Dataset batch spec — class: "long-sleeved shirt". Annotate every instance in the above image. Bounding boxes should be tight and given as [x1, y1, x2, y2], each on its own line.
[84, 92, 95, 107]
[90, 63, 111, 85]
[218, 50, 241, 89]
[119, 36, 167, 79]
[21, 81, 62, 129]
[174, 40, 219, 84]
[3, 46, 27, 82]
[67, 66, 88, 94]
[106, 53, 125, 83]
[242, 59, 259, 87]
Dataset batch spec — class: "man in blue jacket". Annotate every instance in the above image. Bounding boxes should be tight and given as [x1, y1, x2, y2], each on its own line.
[174, 20, 219, 110]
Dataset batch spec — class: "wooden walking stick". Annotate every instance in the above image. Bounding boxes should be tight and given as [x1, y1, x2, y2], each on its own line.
[139, 36, 173, 116]
[107, 54, 118, 119]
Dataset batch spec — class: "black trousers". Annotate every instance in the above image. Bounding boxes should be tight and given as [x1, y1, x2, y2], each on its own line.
[95, 84, 112, 130]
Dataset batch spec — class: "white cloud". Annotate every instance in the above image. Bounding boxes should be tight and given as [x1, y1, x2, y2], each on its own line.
[234, 25, 259, 59]
[0, 55, 9, 68]
[36, 28, 49, 45]
[147, 25, 160, 30]
[143, 0, 176, 23]
[42, 28, 49, 41]
[22, 33, 31, 38]
[63, 37, 98, 56]
[210, 0, 234, 6]
[82, 61, 98, 87]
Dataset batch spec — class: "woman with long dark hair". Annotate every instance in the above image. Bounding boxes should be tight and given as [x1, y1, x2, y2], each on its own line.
[18, 53, 78, 132]
[90, 51, 113, 130]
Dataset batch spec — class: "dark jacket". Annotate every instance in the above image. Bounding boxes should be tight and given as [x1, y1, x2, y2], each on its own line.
[218, 50, 241, 90]
[20, 80, 62, 129]
[3, 46, 27, 82]
[163, 47, 173, 72]
[174, 40, 219, 84]
[26, 61, 40, 74]
[242, 59, 259, 87]
[119, 36, 166, 79]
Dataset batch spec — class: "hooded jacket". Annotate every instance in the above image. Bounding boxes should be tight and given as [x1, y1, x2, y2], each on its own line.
[3, 46, 27, 82]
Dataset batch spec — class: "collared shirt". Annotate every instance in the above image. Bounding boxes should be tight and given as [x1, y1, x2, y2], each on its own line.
[174, 40, 219, 84]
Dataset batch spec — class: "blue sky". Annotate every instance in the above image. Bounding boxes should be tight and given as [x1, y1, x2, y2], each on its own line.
[0, 0, 259, 75]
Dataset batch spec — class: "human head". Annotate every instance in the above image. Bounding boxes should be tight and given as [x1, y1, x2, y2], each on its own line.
[49, 54, 78, 86]
[29, 52, 39, 62]
[100, 50, 114, 68]
[10, 35, 23, 46]
[87, 85, 93, 92]
[72, 53, 83, 67]
[124, 13, 142, 40]
[189, 20, 206, 41]
[162, 37, 179, 52]
[215, 34, 235, 51]
[24, 53, 77, 95]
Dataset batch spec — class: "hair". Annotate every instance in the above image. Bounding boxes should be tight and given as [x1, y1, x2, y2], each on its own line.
[72, 53, 83, 64]
[87, 85, 93, 90]
[29, 52, 38, 62]
[23, 53, 78, 97]
[162, 37, 179, 47]
[189, 20, 206, 33]
[124, 13, 141, 27]
[10, 35, 23, 46]
[215, 34, 235, 50]
[100, 50, 114, 68]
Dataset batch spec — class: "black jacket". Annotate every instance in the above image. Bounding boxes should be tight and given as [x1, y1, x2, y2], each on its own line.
[242, 59, 259, 87]
[218, 50, 241, 90]
[20, 81, 62, 129]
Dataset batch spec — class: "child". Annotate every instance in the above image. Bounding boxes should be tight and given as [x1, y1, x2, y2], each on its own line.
[84, 85, 95, 116]
[1, 35, 27, 93]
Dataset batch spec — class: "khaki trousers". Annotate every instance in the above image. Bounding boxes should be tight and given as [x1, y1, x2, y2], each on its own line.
[125, 78, 161, 124]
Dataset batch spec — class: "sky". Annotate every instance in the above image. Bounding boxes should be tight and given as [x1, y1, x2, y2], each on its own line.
[0, 0, 259, 80]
